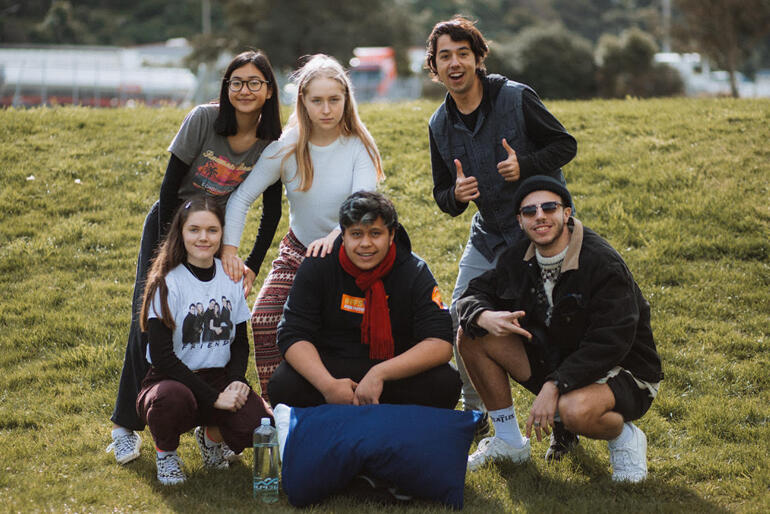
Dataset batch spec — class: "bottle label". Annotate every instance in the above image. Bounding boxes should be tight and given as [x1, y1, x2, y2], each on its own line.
[254, 477, 279, 490]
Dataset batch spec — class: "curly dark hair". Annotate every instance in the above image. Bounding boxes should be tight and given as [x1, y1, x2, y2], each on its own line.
[425, 16, 489, 78]
[339, 191, 398, 234]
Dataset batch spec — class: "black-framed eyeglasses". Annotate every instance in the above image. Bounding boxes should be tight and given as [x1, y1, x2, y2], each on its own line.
[519, 201, 563, 217]
[227, 78, 269, 93]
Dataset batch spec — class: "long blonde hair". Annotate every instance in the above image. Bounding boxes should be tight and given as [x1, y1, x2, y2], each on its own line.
[283, 54, 384, 191]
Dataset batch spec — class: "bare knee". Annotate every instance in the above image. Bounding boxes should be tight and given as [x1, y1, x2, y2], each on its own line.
[558, 392, 596, 432]
[456, 330, 476, 359]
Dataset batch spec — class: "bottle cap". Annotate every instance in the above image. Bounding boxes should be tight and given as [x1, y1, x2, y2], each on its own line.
[261, 417, 271, 425]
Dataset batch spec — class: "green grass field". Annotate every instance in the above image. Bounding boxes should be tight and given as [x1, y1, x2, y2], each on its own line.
[0, 98, 768, 513]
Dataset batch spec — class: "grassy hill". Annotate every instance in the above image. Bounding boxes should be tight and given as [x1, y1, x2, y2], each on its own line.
[0, 98, 768, 512]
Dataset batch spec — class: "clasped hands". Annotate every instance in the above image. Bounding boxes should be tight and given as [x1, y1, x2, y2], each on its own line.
[319, 368, 384, 406]
[214, 380, 251, 412]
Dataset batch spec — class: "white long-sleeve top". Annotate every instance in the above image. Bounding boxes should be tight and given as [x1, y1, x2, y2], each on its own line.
[224, 127, 378, 248]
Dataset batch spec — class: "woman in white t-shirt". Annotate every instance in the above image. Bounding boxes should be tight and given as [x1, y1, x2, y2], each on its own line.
[136, 195, 273, 486]
[108, 51, 283, 465]
[222, 54, 385, 401]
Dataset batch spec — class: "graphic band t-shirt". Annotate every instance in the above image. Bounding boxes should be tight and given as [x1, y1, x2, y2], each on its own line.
[146, 259, 251, 370]
[169, 104, 270, 211]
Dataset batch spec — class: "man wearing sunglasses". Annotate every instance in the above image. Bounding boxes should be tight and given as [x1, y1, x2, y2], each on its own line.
[424, 16, 577, 433]
[456, 175, 663, 483]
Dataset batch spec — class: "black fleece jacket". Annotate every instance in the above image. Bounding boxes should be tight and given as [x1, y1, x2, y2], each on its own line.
[277, 225, 452, 359]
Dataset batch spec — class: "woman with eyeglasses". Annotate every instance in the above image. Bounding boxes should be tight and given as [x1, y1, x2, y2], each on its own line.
[221, 54, 384, 402]
[107, 51, 283, 466]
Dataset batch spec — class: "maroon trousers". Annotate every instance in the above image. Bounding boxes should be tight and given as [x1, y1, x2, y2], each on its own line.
[136, 368, 272, 452]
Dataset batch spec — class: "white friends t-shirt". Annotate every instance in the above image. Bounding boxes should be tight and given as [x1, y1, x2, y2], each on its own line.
[147, 259, 251, 370]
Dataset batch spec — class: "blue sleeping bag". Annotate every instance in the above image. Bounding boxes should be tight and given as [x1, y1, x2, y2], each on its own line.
[278, 403, 480, 509]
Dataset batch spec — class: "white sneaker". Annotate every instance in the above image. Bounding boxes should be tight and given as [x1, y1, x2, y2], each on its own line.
[106, 431, 141, 465]
[467, 436, 530, 471]
[194, 426, 228, 469]
[156, 453, 186, 485]
[609, 422, 648, 483]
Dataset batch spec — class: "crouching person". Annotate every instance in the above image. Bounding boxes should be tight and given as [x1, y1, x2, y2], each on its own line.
[269, 191, 461, 409]
[136, 196, 272, 485]
[456, 176, 663, 482]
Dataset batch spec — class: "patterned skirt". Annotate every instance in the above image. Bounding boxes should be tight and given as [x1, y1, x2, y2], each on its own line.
[251, 230, 306, 402]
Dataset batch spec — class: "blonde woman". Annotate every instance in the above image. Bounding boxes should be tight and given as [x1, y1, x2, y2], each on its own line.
[222, 54, 384, 400]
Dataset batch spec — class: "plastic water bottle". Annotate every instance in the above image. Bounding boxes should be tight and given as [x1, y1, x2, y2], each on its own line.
[253, 417, 280, 503]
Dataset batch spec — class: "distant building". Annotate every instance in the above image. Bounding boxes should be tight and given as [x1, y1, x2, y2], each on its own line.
[0, 40, 196, 107]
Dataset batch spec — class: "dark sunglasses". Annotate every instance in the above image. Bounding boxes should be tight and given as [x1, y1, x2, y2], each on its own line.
[519, 201, 563, 217]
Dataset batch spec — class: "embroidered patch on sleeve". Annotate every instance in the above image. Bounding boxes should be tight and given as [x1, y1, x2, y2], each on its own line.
[340, 294, 366, 314]
[432, 286, 447, 310]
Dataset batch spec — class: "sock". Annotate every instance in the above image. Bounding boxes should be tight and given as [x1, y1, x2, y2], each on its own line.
[610, 422, 633, 447]
[156, 448, 177, 458]
[489, 406, 526, 448]
[204, 427, 220, 448]
[112, 427, 131, 439]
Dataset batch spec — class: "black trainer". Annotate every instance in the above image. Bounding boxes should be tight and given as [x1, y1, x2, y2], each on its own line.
[474, 411, 491, 439]
[545, 422, 579, 462]
[347, 474, 396, 504]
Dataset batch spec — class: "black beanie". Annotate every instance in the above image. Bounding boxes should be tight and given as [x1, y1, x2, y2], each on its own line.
[513, 175, 572, 214]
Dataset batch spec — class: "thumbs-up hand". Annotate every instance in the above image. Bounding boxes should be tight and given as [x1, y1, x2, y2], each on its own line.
[497, 138, 520, 182]
[453, 159, 480, 203]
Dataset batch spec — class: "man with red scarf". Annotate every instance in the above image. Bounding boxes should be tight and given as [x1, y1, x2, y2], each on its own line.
[268, 191, 461, 408]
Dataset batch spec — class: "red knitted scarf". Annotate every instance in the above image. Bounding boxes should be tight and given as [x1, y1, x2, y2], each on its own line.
[338, 242, 397, 360]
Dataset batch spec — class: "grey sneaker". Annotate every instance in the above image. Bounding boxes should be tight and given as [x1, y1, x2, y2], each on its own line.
[106, 431, 141, 465]
[194, 426, 229, 469]
[222, 443, 241, 462]
[467, 436, 530, 471]
[609, 422, 648, 483]
[545, 422, 579, 462]
[156, 453, 186, 485]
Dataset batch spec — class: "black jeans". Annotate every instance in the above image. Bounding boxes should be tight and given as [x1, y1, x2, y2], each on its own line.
[111, 201, 159, 430]
[268, 356, 462, 410]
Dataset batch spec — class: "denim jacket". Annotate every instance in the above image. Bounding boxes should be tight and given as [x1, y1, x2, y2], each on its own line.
[429, 75, 573, 261]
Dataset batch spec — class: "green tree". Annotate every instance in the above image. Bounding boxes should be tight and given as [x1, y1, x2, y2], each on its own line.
[596, 27, 682, 98]
[33, 1, 84, 44]
[675, 0, 770, 97]
[486, 24, 596, 99]
[205, 0, 414, 73]
[3, 0, 211, 46]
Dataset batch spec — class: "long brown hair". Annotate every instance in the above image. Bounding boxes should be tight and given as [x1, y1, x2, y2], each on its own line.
[139, 196, 225, 332]
[282, 54, 384, 191]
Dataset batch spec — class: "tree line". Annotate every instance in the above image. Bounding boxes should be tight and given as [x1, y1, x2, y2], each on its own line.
[2, 0, 768, 98]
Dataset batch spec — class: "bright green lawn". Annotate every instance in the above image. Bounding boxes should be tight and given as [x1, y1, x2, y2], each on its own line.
[0, 98, 768, 512]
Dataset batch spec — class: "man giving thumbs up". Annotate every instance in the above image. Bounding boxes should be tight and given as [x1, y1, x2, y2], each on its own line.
[425, 16, 577, 427]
